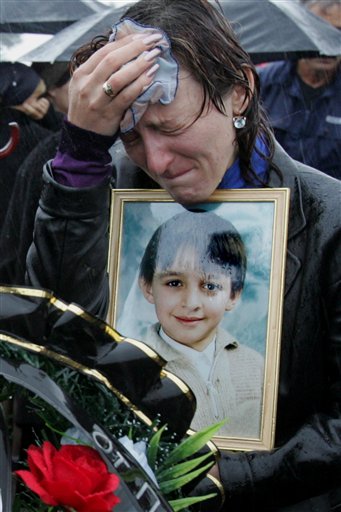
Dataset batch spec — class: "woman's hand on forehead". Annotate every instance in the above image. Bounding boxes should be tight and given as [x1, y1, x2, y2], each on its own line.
[66, 33, 163, 136]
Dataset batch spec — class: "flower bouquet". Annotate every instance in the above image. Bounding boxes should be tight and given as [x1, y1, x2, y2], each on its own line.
[0, 286, 224, 512]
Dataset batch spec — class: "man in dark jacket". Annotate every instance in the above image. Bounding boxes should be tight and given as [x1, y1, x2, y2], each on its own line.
[23, 0, 341, 510]
[259, 0, 341, 179]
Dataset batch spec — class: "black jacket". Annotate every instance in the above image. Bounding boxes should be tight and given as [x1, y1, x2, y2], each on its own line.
[0, 131, 61, 285]
[25, 142, 341, 511]
[0, 106, 62, 234]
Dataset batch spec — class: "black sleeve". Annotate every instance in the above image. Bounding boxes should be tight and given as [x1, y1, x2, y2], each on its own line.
[25, 163, 111, 319]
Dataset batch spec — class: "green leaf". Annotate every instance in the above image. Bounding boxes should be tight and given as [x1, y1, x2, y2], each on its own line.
[162, 420, 225, 468]
[169, 493, 217, 512]
[147, 423, 168, 470]
[157, 451, 213, 481]
[159, 461, 214, 494]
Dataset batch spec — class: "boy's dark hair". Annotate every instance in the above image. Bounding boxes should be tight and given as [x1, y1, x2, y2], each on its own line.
[139, 210, 247, 297]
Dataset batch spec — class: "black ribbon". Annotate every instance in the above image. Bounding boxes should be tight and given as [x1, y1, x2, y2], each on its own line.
[0, 285, 196, 437]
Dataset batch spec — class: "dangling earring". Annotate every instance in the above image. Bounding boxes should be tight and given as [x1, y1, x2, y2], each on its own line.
[233, 115, 247, 129]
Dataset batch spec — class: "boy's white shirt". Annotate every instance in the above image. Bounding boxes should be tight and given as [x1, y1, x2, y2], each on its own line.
[159, 327, 216, 381]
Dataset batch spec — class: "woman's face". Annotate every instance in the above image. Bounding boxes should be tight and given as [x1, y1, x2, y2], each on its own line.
[121, 67, 247, 204]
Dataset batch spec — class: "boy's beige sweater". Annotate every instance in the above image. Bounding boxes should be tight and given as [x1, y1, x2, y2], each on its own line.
[144, 323, 264, 437]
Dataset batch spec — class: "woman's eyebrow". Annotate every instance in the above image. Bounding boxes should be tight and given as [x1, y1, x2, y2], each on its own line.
[144, 119, 183, 131]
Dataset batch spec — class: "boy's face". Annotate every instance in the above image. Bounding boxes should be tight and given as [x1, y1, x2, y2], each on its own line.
[140, 251, 240, 351]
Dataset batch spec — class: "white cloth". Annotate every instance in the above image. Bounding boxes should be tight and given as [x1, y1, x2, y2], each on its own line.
[109, 19, 179, 133]
[119, 435, 158, 486]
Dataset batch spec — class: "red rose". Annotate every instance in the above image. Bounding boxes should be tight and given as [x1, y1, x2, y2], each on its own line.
[15, 441, 120, 512]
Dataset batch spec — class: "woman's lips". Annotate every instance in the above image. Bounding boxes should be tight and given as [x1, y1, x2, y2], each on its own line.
[164, 168, 192, 180]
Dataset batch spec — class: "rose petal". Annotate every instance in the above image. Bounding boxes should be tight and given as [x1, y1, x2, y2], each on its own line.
[27, 441, 57, 482]
[61, 446, 112, 488]
[59, 445, 108, 483]
[40, 441, 58, 476]
[76, 492, 121, 512]
[15, 470, 58, 506]
[53, 457, 94, 494]
[60, 445, 106, 470]
[42, 483, 120, 512]
[43, 481, 86, 510]
[92, 473, 121, 494]
[25, 443, 52, 481]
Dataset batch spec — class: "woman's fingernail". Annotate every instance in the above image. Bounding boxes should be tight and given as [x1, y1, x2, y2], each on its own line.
[142, 33, 163, 45]
[146, 63, 160, 77]
[144, 48, 161, 61]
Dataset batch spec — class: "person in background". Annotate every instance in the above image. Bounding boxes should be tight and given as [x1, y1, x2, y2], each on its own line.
[31, 62, 71, 116]
[0, 63, 70, 285]
[0, 62, 62, 232]
[24, 0, 340, 510]
[0, 62, 49, 121]
[259, 0, 341, 179]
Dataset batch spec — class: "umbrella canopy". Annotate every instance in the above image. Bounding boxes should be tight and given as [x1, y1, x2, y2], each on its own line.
[0, 0, 106, 34]
[220, 0, 341, 63]
[18, 7, 126, 63]
[19, 0, 341, 64]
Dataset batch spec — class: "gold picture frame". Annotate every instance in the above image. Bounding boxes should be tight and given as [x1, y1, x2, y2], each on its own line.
[107, 188, 290, 452]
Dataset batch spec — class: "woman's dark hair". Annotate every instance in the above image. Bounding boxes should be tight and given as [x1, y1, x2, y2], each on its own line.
[71, 0, 275, 184]
[139, 210, 247, 297]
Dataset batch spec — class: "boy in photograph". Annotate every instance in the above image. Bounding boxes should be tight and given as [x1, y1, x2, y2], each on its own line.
[138, 210, 264, 437]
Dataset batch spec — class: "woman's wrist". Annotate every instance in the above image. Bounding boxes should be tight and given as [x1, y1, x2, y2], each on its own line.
[52, 119, 117, 188]
[58, 118, 117, 160]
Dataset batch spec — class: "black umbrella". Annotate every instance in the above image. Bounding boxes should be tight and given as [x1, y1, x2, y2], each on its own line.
[0, 0, 106, 34]
[19, 0, 341, 64]
[18, 7, 126, 62]
[220, 0, 341, 63]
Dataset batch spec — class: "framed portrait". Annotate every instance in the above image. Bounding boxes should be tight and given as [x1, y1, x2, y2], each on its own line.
[107, 188, 290, 451]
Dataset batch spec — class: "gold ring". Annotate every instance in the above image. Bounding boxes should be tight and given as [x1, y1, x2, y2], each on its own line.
[102, 81, 115, 98]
